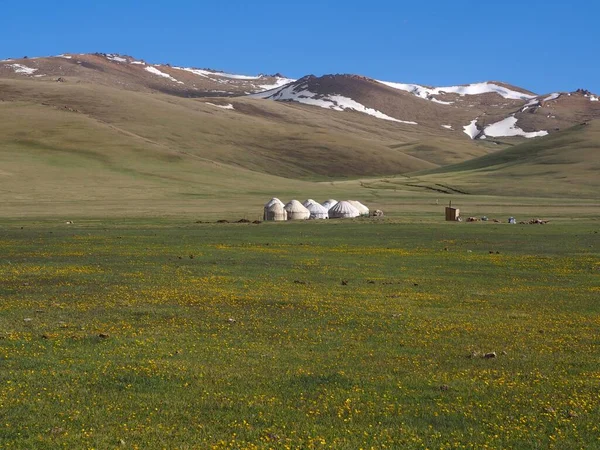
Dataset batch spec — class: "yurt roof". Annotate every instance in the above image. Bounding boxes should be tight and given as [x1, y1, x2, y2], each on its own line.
[306, 202, 328, 213]
[348, 200, 369, 214]
[284, 199, 310, 213]
[265, 202, 285, 212]
[265, 197, 285, 207]
[302, 199, 317, 207]
[329, 201, 360, 215]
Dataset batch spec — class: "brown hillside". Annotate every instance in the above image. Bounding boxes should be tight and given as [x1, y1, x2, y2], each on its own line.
[0, 53, 289, 97]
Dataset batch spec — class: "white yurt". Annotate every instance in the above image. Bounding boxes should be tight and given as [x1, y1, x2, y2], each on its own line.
[306, 201, 329, 219]
[264, 202, 288, 221]
[322, 199, 338, 210]
[264, 198, 286, 220]
[328, 201, 360, 219]
[264, 198, 285, 209]
[284, 200, 310, 220]
[348, 200, 370, 217]
[302, 199, 317, 208]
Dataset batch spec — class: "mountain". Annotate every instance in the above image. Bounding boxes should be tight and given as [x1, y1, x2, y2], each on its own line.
[0, 76, 437, 181]
[0, 53, 293, 97]
[2, 53, 598, 144]
[253, 75, 600, 142]
[1, 52, 599, 216]
[375, 120, 600, 198]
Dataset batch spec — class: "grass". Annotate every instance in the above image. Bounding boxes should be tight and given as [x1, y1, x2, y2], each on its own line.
[2, 79, 599, 221]
[1, 67, 599, 449]
[0, 79, 447, 180]
[0, 80, 476, 218]
[1, 219, 598, 449]
[409, 121, 600, 198]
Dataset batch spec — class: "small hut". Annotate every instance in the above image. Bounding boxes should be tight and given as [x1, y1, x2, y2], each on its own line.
[348, 200, 369, 217]
[284, 200, 310, 220]
[322, 199, 338, 210]
[264, 202, 287, 221]
[264, 198, 286, 221]
[445, 201, 460, 221]
[306, 201, 329, 219]
[328, 201, 360, 219]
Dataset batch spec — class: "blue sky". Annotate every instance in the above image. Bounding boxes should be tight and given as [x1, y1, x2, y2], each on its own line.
[2, 0, 599, 94]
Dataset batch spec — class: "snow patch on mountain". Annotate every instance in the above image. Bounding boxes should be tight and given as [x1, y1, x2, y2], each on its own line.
[175, 67, 259, 80]
[442, 124, 453, 130]
[7, 64, 37, 75]
[206, 103, 235, 110]
[208, 71, 259, 80]
[253, 84, 417, 124]
[543, 93, 560, 102]
[145, 66, 184, 84]
[521, 98, 541, 111]
[175, 67, 209, 78]
[379, 80, 535, 101]
[484, 116, 548, 138]
[258, 77, 296, 91]
[379, 81, 431, 99]
[107, 54, 127, 63]
[431, 98, 454, 105]
[176, 66, 293, 91]
[463, 120, 480, 139]
[589, 95, 598, 102]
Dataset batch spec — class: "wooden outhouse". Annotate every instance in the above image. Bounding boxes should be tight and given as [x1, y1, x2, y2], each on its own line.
[445, 202, 460, 221]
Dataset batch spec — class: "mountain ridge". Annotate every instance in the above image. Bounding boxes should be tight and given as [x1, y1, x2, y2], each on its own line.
[2, 52, 596, 99]
[1, 52, 599, 208]
[2, 52, 598, 147]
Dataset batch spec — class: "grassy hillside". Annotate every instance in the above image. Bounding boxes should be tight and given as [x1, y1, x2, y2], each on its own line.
[1, 77, 598, 218]
[360, 121, 600, 199]
[423, 121, 600, 173]
[0, 78, 507, 217]
[0, 79, 440, 178]
[1, 220, 598, 449]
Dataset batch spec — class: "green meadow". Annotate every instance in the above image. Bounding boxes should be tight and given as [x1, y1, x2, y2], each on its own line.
[2, 46, 600, 450]
[1, 219, 598, 449]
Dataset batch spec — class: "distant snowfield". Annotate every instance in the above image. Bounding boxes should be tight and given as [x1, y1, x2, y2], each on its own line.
[258, 77, 296, 91]
[106, 54, 127, 63]
[207, 71, 259, 80]
[441, 124, 453, 130]
[145, 66, 184, 84]
[175, 66, 259, 80]
[175, 67, 210, 78]
[520, 92, 562, 111]
[206, 103, 235, 110]
[253, 84, 417, 124]
[7, 64, 38, 75]
[175, 66, 294, 92]
[484, 116, 548, 139]
[379, 80, 536, 101]
[521, 98, 541, 111]
[463, 116, 547, 140]
[543, 93, 561, 102]
[462, 111, 552, 140]
[463, 120, 480, 139]
[430, 98, 454, 105]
